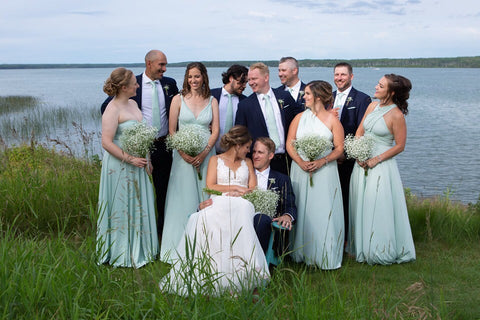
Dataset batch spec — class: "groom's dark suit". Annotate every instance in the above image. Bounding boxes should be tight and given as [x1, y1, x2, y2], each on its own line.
[332, 87, 371, 241]
[100, 73, 179, 238]
[235, 89, 302, 174]
[253, 169, 297, 254]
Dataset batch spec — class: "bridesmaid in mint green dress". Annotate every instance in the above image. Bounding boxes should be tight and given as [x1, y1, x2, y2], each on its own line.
[161, 63, 219, 263]
[347, 74, 416, 265]
[97, 68, 159, 268]
[286, 81, 345, 270]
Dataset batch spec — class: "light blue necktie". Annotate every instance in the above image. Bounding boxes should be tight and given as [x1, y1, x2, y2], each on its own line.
[334, 92, 345, 109]
[263, 94, 280, 149]
[224, 93, 234, 133]
[150, 80, 161, 130]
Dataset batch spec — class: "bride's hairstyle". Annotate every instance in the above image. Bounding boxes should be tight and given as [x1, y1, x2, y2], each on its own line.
[103, 67, 134, 96]
[182, 62, 211, 99]
[384, 74, 412, 115]
[306, 80, 333, 108]
[220, 125, 252, 151]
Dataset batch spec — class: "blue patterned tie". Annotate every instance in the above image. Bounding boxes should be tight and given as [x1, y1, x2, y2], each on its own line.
[263, 94, 280, 149]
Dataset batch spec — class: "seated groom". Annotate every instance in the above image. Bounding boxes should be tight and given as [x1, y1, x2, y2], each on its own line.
[252, 137, 297, 255]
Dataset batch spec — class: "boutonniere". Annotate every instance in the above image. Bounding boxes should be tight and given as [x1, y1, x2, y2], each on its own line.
[345, 97, 353, 106]
[277, 99, 284, 108]
[298, 91, 305, 99]
[163, 85, 170, 96]
[268, 178, 276, 188]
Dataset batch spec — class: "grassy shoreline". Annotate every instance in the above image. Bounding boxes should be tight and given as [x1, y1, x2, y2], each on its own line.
[1, 144, 479, 319]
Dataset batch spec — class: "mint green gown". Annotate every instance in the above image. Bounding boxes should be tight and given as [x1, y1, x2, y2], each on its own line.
[347, 104, 416, 265]
[161, 96, 215, 263]
[96, 120, 159, 268]
[290, 110, 345, 270]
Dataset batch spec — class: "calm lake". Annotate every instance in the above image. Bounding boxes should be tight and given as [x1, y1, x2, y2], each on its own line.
[0, 67, 479, 204]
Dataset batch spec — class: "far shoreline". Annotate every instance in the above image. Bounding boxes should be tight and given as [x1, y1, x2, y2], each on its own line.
[1, 56, 479, 69]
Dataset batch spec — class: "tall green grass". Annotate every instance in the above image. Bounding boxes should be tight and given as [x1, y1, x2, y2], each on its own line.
[1, 145, 479, 319]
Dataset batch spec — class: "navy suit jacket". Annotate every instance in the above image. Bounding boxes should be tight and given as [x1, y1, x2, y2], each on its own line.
[268, 169, 297, 222]
[277, 81, 306, 108]
[100, 74, 179, 115]
[235, 88, 302, 147]
[210, 87, 246, 103]
[333, 87, 371, 137]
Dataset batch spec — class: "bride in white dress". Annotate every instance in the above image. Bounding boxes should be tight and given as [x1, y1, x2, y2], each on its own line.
[159, 125, 270, 296]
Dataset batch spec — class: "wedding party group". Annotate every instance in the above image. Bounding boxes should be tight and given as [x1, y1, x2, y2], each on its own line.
[96, 49, 416, 296]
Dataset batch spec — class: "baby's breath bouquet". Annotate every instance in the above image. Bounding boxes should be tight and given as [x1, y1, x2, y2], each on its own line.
[166, 124, 210, 180]
[344, 134, 375, 176]
[242, 188, 279, 218]
[293, 134, 333, 186]
[120, 122, 158, 158]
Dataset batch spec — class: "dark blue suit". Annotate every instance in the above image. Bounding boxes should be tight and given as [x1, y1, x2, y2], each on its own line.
[235, 88, 302, 174]
[100, 73, 179, 238]
[254, 169, 297, 254]
[277, 81, 306, 109]
[333, 87, 371, 241]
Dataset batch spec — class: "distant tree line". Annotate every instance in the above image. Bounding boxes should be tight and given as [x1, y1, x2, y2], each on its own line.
[1, 56, 479, 69]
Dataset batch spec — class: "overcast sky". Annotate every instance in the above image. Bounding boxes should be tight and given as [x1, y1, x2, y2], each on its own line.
[2, 0, 479, 64]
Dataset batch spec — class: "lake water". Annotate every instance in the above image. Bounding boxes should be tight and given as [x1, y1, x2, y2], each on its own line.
[0, 67, 479, 204]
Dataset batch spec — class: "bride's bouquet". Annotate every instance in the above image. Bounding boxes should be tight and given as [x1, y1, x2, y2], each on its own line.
[344, 134, 375, 176]
[242, 188, 280, 218]
[120, 122, 158, 158]
[166, 124, 210, 180]
[293, 134, 333, 186]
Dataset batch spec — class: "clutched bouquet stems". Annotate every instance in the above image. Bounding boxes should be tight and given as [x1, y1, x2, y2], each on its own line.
[242, 188, 280, 218]
[293, 135, 333, 186]
[119, 122, 158, 158]
[166, 124, 210, 180]
[344, 134, 375, 176]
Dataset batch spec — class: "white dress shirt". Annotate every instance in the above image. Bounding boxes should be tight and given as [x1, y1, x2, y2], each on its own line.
[284, 79, 302, 101]
[255, 167, 271, 191]
[141, 72, 168, 137]
[334, 86, 352, 120]
[255, 88, 286, 154]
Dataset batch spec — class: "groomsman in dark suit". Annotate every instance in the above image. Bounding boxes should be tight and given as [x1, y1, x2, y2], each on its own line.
[331, 62, 371, 244]
[210, 65, 248, 153]
[235, 62, 302, 175]
[100, 49, 179, 239]
[276, 57, 306, 108]
[252, 137, 297, 255]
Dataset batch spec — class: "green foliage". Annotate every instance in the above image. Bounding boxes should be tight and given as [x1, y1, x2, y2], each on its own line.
[0, 144, 100, 237]
[406, 189, 480, 244]
[1, 145, 480, 319]
[0, 95, 39, 115]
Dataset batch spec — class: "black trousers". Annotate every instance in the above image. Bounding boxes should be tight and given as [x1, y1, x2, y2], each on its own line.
[338, 159, 354, 243]
[150, 138, 172, 238]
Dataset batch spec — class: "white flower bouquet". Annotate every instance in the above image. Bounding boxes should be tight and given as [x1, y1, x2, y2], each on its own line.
[242, 188, 280, 218]
[119, 122, 158, 158]
[166, 124, 210, 180]
[293, 134, 333, 186]
[344, 134, 375, 176]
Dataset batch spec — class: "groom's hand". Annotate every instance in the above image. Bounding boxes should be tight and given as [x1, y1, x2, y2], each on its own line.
[273, 214, 292, 230]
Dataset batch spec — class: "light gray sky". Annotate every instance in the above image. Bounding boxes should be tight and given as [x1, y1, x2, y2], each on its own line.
[1, 0, 479, 64]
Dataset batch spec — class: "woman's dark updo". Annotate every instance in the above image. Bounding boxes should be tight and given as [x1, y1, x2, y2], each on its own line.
[306, 80, 333, 108]
[384, 74, 412, 115]
[103, 67, 134, 96]
[220, 125, 252, 151]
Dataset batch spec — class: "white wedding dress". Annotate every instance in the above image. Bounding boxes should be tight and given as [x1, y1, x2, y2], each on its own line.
[159, 158, 270, 296]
